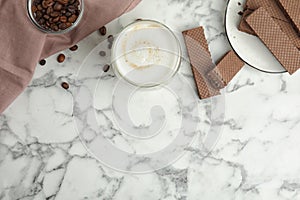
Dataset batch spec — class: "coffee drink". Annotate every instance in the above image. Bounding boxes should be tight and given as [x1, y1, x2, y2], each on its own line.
[111, 20, 181, 87]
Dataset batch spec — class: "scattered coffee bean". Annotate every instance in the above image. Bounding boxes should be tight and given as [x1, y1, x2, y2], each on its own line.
[57, 54, 66, 63]
[31, 0, 81, 32]
[108, 43, 112, 49]
[61, 82, 69, 90]
[69, 45, 78, 51]
[99, 26, 107, 36]
[103, 64, 110, 72]
[99, 51, 106, 57]
[108, 35, 114, 43]
[39, 59, 46, 66]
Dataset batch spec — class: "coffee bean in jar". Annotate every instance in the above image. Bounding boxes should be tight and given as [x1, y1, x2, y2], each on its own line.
[30, 0, 82, 33]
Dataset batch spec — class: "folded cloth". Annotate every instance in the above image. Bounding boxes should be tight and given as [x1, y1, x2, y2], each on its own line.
[0, 0, 140, 114]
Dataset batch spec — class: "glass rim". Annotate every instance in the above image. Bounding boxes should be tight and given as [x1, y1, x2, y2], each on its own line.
[27, 0, 84, 35]
[111, 19, 182, 88]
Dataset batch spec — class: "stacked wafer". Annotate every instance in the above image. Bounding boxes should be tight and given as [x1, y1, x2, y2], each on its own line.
[182, 27, 244, 99]
[239, 0, 300, 74]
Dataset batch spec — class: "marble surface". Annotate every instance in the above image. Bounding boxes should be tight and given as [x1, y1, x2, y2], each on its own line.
[1, 0, 300, 199]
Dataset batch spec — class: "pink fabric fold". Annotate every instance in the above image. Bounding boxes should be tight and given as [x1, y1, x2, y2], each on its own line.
[0, 0, 140, 114]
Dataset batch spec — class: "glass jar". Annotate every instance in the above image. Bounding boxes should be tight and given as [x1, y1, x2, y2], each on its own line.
[27, 0, 84, 34]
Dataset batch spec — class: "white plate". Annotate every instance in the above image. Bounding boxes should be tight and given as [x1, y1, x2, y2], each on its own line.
[225, 0, 286, 73]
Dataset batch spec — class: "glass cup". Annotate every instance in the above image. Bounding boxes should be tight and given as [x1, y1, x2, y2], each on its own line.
[111, 20, 182, 87]
[27, 0, 84, 34]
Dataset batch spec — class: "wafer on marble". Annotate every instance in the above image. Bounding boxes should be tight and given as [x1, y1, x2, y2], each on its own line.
[183, 26, 245, 99]
[182, 27, 222, 99]
[208, 51, 244, 86]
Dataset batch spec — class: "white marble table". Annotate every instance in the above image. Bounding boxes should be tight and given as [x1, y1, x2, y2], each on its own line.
[2, 0, 300, 199]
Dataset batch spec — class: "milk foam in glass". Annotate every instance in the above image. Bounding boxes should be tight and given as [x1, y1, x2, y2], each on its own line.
[111, 20, 181, 87]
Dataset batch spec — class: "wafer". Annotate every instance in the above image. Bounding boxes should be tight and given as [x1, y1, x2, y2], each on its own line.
[246, 7, 300, 74]
[278, 0, 300, 34]
[238, 0, 300, 49]
[238, 9, 255, 35]
[182, 27, 223, 99]
[243, 0, 288, 22]
[208, 51, 244, 86]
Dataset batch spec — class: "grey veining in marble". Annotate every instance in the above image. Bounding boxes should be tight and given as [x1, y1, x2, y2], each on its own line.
[2, 0, 300, 199]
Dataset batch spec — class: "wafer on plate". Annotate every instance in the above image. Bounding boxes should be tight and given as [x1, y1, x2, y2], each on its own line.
[238, 0, 300, 49]
[278, 0, 300, 34]
[246, 7, 300, 74]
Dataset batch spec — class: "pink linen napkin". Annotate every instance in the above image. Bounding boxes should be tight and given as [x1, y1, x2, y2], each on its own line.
[0, 0, 140, 114]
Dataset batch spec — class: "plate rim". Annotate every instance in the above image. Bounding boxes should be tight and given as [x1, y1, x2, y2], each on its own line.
[224, 0, 287, 74]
